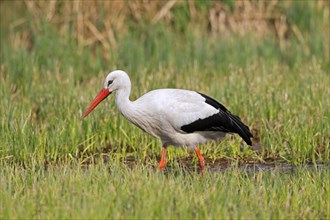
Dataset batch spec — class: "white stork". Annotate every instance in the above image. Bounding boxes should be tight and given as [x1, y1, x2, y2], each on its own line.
[81, 70, 253, 175]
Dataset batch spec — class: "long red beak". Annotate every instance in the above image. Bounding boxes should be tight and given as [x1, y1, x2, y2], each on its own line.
[81, 89, 111, 119]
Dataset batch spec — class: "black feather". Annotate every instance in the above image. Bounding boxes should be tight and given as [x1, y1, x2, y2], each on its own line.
[181, 93, 253, 145]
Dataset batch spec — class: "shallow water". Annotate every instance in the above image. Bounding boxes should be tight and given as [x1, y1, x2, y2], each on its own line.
[209, 163, 330, 173]
[82, 153, 330, 175]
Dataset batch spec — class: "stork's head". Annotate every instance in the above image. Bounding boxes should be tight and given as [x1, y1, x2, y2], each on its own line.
[81, 70, 131, 119]
[103, 70, 131, 93]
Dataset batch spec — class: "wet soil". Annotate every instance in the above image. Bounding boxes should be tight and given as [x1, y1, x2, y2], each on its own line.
[69, 142, 330, 174]
[96, 153, 329, 174]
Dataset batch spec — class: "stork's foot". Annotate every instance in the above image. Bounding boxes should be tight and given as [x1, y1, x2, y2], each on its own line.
[158, 146, 167, 170]
[194, 147, 205, 176]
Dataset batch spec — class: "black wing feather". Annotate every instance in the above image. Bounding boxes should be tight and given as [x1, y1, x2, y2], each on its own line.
[181, 93, 253, 145]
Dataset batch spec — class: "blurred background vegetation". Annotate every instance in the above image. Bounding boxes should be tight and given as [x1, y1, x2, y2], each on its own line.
[0, 0, 329, 82]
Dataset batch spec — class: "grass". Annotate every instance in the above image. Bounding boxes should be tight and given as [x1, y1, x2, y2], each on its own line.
[1, 163, 329, 219]
[1, 61, 328, 168]
[0, 1, 329, 219]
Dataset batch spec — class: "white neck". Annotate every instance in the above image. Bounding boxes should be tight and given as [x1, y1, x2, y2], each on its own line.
[114, 86, 136, 121]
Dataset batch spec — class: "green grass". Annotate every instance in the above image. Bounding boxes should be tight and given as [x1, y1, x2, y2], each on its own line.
[0, 1, 329, 219]
[1, 163, 329, 219]
[1, 61, 328, 167]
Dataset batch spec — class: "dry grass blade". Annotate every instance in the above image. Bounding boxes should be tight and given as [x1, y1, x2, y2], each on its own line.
[151, 0, 177, 25]
[85, 19, 110, 50]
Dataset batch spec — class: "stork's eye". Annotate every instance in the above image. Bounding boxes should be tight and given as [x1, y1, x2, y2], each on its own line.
[107, 80, 113, 87]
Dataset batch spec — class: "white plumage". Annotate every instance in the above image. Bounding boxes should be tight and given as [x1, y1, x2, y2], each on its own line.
[120, 89, 221, 146]
[82, 70, 253, 175]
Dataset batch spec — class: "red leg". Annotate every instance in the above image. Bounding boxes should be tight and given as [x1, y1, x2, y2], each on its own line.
[158, 146, 167, 170]
[194, 146, 205, 176]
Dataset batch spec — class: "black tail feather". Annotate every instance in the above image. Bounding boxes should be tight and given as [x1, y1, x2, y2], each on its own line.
[228, 114, 253, 146]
